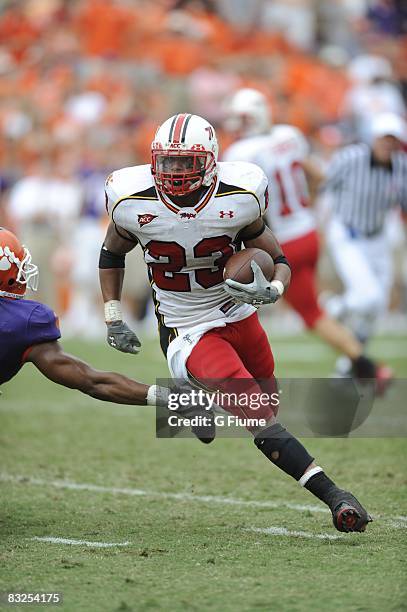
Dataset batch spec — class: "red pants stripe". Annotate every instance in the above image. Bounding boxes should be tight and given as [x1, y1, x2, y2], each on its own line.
[186, 312, 277, 424]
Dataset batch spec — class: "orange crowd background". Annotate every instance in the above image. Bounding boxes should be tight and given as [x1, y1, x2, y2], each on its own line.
[0, 0, 405, 325]
[1, 0, 405, 187]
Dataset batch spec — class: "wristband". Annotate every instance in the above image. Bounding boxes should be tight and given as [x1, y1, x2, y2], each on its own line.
[146, 385, 170, 407]
[146, 385, 157, 406]
[104, 300, 123, 323]
[273, 254, 291, 269]
[270, 280, 284, 297]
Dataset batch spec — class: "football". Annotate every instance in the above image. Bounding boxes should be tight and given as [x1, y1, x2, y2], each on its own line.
[223, 248, 275, 284]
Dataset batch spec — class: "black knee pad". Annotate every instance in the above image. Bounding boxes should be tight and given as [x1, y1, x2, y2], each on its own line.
[254, 423, 314, 481]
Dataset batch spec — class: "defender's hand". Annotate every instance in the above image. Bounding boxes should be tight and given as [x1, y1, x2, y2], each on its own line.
[224, 261, 282, 306]
[106, 321, 141, 354]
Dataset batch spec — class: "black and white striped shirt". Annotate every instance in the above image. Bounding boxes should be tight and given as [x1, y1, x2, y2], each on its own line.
[324, 143, 407, 235]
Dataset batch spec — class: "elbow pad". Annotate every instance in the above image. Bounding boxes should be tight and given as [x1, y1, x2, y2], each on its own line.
[99, 245, 126, 269]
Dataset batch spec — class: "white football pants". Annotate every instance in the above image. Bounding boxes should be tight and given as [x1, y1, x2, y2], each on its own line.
[326, 217, 393, 342]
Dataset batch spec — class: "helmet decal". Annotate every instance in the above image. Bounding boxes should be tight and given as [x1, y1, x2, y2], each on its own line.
[0, 228, 39, 299]
[169, 113, 193, 143]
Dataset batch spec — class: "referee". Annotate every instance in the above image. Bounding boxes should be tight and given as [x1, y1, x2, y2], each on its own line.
[323, 112, 407, 350]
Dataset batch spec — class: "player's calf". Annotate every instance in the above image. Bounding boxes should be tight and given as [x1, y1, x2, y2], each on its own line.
[254, 423, 372, 533]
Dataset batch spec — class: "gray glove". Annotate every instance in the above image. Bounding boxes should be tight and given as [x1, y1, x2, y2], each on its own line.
[106, 321, 141, 354]
[224, 261, 281, 306]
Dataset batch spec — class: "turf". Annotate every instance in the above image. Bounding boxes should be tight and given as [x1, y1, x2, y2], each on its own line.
[1, 332, 406, 612]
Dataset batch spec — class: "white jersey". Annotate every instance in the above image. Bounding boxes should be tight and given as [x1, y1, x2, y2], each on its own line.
[223, 125, 316, 243]
[105, 161, 268, 330]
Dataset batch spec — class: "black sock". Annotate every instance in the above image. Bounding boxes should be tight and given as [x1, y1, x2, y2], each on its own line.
[304, 471, 339, 507]
[351, 355, 376, 378]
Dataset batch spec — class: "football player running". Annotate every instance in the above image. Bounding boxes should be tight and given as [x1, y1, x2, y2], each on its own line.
[100, 113, 372, 533]
[222, 88, 389, 390]
[0, 227, 157, 406]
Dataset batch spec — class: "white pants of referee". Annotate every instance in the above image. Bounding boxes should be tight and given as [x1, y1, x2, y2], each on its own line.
[326, 217, 393, 343]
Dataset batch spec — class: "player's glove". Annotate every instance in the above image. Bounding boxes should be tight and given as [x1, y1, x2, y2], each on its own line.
[106, 321, 141, 354]
[224, 261, 283, 306]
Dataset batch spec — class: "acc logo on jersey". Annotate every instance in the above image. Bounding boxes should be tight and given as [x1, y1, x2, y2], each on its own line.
[138, 214, 158, 227]
[219, 210, 234, 219]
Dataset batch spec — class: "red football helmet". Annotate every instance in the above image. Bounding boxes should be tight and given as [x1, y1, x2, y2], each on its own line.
[0, 227, 39, 298]
[151, 113, 218, 197]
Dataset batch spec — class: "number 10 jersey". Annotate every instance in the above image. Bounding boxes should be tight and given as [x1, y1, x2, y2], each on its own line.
[105, 161, 268, 330]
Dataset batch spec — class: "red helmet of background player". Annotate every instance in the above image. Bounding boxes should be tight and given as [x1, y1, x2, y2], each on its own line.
[0, 227, 39, 299]
[151, 113, 218, 197]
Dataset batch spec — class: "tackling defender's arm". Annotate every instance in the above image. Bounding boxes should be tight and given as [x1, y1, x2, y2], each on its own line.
[99, 222, 141, 354]
[27, 340, 150, 405]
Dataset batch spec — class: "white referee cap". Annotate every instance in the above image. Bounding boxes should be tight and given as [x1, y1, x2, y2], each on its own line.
[370, 113, 407, 143]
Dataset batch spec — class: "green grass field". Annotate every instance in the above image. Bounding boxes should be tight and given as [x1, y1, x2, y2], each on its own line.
[1, 332, 406, 612]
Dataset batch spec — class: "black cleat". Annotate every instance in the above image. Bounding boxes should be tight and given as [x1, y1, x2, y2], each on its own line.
[330, 490, 372, 533]
[173, 385, 216, 444]
[191, 419, 216, 444]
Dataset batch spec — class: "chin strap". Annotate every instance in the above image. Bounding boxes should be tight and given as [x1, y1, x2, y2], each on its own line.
[0, 290, 24, 299]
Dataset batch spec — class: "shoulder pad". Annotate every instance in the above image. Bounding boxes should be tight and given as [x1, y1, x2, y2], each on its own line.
[222, 136, 268, 163]
[217, 161, 268, 216]
[26, 303, 61, 346]
[105, 165, 156, 215]
[219, 161, 267, 193]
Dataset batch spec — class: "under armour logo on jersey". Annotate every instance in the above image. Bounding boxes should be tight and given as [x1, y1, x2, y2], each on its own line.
[219, 210, 234, 219]
[138, 214, 158, 227]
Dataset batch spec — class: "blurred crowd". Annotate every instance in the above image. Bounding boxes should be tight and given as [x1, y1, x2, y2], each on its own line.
[0, 0, 406, 336]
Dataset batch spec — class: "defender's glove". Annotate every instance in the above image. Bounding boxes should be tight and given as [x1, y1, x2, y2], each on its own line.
[224, 261, 283, 306]
[106, 321, 141, 354]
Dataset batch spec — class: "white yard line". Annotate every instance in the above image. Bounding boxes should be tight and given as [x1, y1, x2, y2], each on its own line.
[0, 473, 329, 514]
[248, 527, 342, 541]
[393, 515, 407, 522]
[387, 521, 407, 530]
[31, 536, 130, 547]
[1, 473, 406, 527]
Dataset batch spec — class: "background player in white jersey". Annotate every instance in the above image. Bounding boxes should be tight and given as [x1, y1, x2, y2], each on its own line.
[98, 113, 371, 533]
[222, 88, 386, 387]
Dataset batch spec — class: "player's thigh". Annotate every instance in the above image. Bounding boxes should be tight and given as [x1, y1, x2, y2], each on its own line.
[232, 313, 275, 379]
[365, 234, 393, 292]
[187, 332, 249, 380]
[360, 234, 393, 311]
[187, 331, 275, 422]
[282, 230, 319, 269]
[327, 219, 378, 295]
[284, 254, 323, 329]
